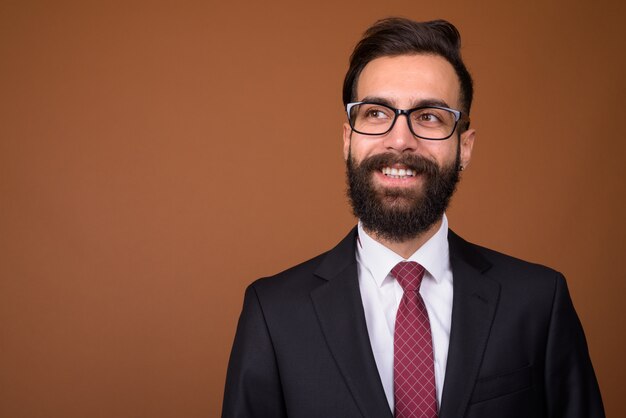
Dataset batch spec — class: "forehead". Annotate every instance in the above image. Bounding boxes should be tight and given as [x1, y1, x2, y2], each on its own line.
[356, 54, 461, 108]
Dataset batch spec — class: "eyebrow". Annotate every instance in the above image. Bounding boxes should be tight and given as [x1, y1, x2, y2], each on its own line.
[359, 96, 452, 109]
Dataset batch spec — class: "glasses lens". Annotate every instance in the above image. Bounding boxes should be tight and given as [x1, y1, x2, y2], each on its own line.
[349, 103, 395, 135]
[409, 107, 457, 139]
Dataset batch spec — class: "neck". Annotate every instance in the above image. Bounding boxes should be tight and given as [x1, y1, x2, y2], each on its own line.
[363, 218, 443, 259]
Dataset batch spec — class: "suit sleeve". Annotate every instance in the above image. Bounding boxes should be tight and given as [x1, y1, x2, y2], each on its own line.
[544, 273, 605, 418]
[222, 285, 288, 418]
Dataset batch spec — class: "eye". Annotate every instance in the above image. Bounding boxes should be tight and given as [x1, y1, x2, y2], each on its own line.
[415, 112, 441, 123]
[367, 109, 383, 118]
[412, 108, 449, 126]
[359, 105, 393, 120]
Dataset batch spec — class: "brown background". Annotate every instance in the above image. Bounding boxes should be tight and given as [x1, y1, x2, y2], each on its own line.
[1, 0, 624, 417]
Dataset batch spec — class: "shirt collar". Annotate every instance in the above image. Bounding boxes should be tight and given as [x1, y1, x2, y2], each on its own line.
[356, 214, 450, 287]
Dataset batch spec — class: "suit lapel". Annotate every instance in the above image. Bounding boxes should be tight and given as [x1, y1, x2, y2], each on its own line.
[309, 228, 500, 418]
[439, 231, 501, 418]
[310, 228, 393, 418]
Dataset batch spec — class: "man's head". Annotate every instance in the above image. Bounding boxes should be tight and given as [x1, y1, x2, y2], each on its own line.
[343, 18, 473, 120]
[342, 19, 476, 242]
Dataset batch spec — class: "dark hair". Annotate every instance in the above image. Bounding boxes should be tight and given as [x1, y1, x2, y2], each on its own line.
[343, 18, 473, 128]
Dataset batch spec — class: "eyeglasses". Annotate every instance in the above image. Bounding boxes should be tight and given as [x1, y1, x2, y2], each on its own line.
[346, 101, 468, 140]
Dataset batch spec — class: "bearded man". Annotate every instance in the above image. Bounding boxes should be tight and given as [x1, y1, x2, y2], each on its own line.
[222, 18, 604, 418]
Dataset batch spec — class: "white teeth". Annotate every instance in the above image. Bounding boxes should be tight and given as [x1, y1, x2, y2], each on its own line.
[381, 167, 416, 178]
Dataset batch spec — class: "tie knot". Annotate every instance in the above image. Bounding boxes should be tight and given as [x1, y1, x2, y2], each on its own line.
[391, 261, 425, 292]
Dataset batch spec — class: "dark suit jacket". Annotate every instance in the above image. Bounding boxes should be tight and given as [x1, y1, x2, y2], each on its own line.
[222, 229, 604, 417]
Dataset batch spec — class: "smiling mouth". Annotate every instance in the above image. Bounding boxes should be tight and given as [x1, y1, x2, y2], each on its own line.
[381, 166, 417, 179]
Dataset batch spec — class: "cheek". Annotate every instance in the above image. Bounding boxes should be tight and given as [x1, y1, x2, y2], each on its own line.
[349, 138, 383, 160]
[417, 140, 458, 164]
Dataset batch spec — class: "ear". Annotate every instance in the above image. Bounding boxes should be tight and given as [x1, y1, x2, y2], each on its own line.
[343, 122, 352, 161]
[459, 128, 475, 170]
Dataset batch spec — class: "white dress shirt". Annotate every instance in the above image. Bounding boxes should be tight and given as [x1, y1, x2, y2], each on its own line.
[356, 215, 453, 411]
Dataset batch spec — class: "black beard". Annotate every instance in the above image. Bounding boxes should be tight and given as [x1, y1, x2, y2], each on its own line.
[346, 150, 461, 242]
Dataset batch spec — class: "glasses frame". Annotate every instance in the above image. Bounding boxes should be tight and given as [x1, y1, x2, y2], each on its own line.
[346, 101, 468, 140]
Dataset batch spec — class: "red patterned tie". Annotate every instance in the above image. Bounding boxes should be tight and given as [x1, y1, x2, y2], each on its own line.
[392, 261, 437, 418]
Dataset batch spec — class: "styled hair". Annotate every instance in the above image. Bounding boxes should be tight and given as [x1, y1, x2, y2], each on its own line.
[343, 18, 473, 128]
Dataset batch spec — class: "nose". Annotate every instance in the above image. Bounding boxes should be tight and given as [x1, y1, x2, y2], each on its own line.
[383, 113, 419, 153]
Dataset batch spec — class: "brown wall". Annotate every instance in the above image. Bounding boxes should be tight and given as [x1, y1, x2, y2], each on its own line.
[1, 1, 624, 417]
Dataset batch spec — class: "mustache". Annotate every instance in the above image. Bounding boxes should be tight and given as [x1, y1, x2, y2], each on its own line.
[353, 153, 439, 176]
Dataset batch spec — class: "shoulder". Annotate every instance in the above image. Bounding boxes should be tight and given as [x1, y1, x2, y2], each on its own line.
[247, 227, 359, 301]
[235, 251, 332, 324]
[479, 243, 560, 277]
[449, 230, 565, 288]
[450, 231, 574, 333]
[251, 251, 329, 294]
